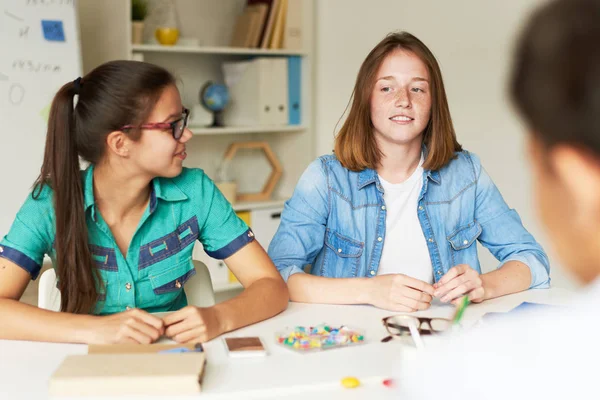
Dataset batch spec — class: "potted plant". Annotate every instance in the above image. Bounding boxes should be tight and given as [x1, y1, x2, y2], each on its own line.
[131, 0, 148, 44]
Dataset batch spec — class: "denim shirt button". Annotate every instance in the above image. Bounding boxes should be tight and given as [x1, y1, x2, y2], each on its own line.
[437, 270, 442, 275]
[463, 240, 468, 245]
[428, 238, 434, 242]
[377, 237, 383, 242]
[418, 206, 424, 211]
[337, 248, 342, 253]
[381, 206, 386, 211]
[370, 271, 376, 276]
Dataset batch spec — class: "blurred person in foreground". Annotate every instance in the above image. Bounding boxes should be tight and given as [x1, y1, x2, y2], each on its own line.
[397, 0, 600, 398]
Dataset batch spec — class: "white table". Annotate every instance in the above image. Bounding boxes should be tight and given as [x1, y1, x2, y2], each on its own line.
[0, 288, 573, 400]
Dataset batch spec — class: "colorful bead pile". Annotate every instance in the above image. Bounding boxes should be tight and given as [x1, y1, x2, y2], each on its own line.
[276, 324, 365, 352]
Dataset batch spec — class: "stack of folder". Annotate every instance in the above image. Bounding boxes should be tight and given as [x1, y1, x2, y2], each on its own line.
[222, 56, 301, 126]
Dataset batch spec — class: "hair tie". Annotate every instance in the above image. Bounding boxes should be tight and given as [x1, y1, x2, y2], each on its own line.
[73, 77, 82, 95]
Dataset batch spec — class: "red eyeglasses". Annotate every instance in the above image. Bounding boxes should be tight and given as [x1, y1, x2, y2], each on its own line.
[120, 108, 189, 141]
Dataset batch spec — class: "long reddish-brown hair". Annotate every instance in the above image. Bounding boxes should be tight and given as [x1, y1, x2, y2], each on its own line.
[334, 31, 462, 171]
[33, 60, 175, 314]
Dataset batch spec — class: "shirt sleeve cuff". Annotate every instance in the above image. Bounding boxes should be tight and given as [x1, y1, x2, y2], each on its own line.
[204, 229, 255, 259]
[499, 252, 550, 289]
[0, 245, 42, 280]
[278, 265, 306, 283]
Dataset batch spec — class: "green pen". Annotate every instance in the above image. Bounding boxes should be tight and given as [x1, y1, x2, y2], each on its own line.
[452, 296, 470, 325]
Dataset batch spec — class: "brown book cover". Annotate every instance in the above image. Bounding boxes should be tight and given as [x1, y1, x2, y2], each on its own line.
[269, 0, 288, 49]
[49, 353, 206, 396]
[230, 10, 254, 47]
[247, 0, 274, 45]
[246, 3, 269, 48]
[260, 0, 281, 48]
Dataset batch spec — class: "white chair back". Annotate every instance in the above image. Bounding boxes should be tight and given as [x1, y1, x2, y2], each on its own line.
[37, 267, 61, 312]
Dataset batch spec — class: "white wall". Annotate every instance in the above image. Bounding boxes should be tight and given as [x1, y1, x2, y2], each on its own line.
[313, 0, 579, 289]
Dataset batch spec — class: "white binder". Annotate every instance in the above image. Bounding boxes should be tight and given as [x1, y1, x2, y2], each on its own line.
[283, 0, 303, 50]
[223, 57, 289, 126]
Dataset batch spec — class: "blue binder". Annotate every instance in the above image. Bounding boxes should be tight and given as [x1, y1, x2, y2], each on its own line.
[288, 56, 302, 125]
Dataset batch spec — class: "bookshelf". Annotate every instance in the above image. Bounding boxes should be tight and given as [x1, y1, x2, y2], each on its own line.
[131, 44, 307, 56]
[78, 0, 314, 296]
[231, 198, 287, 212]
[79, 0, 314, 201]
[189, 124, 306, 136]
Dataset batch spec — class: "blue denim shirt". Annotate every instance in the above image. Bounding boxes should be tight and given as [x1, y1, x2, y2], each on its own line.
[268, 151, 550, 288]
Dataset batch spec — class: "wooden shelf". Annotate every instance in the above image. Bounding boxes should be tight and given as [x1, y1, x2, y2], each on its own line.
[213, 281, 243, 293]
[232, 198, 287, 212]
[131, 44, 307, 56]
[189, 125, 306, 136]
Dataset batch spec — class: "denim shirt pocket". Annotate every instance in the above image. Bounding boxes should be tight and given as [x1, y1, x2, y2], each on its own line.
[90, 245, 118, 272]
[322, 229, 364, 278]
[139, 216, 199, 271]
[447, 221, 482, 250]
[148, 257, 196, 306]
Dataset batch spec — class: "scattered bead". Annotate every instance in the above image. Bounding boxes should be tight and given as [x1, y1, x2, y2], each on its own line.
[383, 378, 395, 388]
[341, 377, 360, 388]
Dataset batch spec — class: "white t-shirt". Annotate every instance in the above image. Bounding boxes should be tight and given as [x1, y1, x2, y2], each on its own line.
[397, 279, 600, 400]
[377, 155, 433, 284]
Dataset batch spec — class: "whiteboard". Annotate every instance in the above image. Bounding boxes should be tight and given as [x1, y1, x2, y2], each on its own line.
[0, 0, 82, 236]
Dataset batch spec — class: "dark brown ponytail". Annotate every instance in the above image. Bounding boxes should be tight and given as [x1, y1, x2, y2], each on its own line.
[33, 61, 175, 313]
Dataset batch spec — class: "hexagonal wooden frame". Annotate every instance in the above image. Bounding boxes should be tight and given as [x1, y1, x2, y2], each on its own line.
[223, 141, 283, 202]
